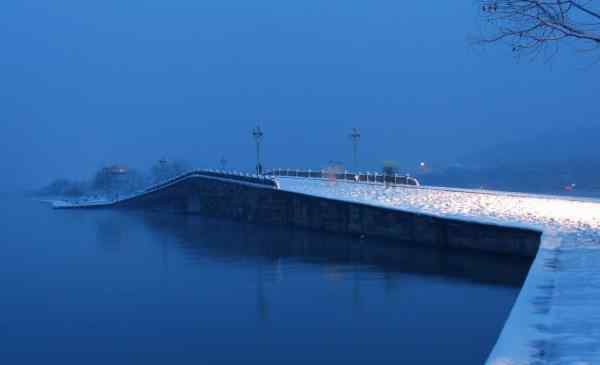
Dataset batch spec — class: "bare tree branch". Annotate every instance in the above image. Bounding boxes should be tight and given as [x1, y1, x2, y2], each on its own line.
[476, 0, 600, 57]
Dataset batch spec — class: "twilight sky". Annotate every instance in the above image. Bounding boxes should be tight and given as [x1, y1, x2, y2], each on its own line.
[1, 0, 599, 191]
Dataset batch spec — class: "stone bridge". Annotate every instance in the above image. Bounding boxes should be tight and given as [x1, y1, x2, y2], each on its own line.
[55, 169, 541, 258]
[52, 168, 600, 364]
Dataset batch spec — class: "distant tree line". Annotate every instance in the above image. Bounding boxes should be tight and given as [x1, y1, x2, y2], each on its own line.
[36, 179, 88, 197]
[36, 159, 191, 198]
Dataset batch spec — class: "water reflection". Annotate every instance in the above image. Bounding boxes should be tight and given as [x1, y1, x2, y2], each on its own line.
[95, 217, 129, 252]
[88, 211, 533, 328]
[96, 211, 532, 288]
[85, 210, 534, 330]
[2, 199, 528, 365]
[256, 263, 269, 322]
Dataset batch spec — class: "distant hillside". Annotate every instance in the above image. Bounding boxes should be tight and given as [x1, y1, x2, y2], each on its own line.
[418, 127, 600, 196]
[461, 126, 600, 166]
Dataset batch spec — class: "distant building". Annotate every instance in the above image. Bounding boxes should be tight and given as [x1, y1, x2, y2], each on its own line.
[107, 165, 129, 192]
[94, 165, 130, 194]
[108, 165, 128, 175]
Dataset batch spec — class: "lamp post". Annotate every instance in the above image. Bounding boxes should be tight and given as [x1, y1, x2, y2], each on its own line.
[349, 128, 361, 172]
[252, 125, 264, 175]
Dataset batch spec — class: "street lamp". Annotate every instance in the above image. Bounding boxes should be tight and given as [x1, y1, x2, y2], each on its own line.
[349, 128, 361, 172]
[252, 125, 264, 175]
[220, 156, 228, 171]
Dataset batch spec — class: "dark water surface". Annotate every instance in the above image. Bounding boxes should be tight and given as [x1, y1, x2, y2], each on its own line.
[0, 197, 531, 365]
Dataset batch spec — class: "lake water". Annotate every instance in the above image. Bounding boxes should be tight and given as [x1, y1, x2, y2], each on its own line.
[0, 197, 531, 365]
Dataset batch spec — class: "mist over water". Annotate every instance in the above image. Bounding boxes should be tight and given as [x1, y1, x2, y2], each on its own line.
[1, 1, 599, 193]
[0, 197, 529, 364]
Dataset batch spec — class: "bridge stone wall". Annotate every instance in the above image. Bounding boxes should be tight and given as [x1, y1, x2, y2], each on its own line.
[114, 175, 542, 257]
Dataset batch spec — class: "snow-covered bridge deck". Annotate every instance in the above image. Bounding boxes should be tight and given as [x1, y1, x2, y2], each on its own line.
[277, 177, 600, 365]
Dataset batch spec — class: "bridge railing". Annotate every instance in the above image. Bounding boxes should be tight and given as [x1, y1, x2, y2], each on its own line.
[143, 169, 278, 195]
[70, 170, 278, 207]
[265, 168, 420, 186]
[113, 167, 419, 205]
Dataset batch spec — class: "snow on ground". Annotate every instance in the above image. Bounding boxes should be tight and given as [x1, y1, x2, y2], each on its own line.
[277, 177, 600, 249]
[277, 177, 600, 365]
[50, 196, 114, 208]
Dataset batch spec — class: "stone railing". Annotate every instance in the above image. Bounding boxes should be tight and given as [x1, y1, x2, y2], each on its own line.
[265, 168, 420, 186]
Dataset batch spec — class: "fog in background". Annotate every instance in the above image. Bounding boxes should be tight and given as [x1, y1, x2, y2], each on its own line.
[1, 0, 599, 192]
